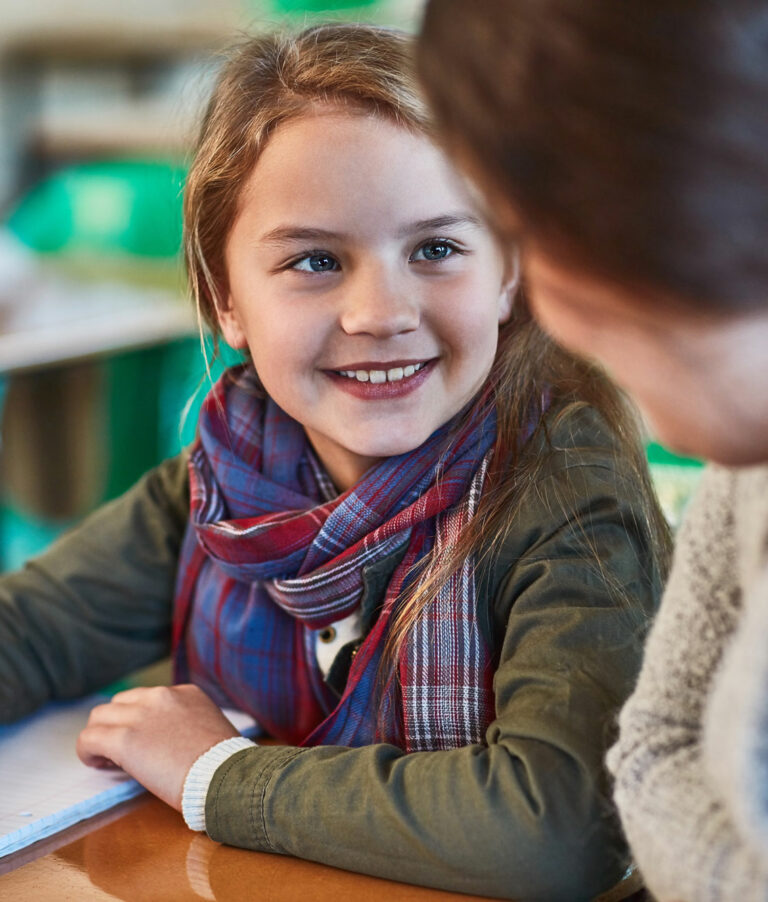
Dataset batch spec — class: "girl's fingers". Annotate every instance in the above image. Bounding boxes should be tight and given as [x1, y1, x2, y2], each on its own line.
[86, 685, 189, 726]
[108, 683, 206, 708]
[76, 683, 239, 810]
[77, 723, 126, 768]
[85, 699, 140, 727]
[79, 695, 150, 766]
[108, 685, 176, 705]
[104, 686, 148, 704]
[88, 755, 120, 770]
[112, 683, 205, 702]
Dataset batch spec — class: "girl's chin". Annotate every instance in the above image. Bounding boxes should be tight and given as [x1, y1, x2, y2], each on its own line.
[350, 442, 426, 464]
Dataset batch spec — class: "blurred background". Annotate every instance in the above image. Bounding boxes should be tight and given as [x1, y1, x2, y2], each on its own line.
[0, 0, 700, 572]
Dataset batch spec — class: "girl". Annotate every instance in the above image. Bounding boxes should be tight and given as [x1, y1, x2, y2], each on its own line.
[0, 24, 667, 902]
[417, 2, 768, 900]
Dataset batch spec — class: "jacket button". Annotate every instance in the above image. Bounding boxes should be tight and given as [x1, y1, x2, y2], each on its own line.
[319, 627, 337, 643]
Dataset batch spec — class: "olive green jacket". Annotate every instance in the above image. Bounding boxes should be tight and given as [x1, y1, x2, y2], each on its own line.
[0, 408, 660, 901]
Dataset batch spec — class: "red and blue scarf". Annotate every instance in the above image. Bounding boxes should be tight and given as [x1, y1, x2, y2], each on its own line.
[173, 365, 497, 751]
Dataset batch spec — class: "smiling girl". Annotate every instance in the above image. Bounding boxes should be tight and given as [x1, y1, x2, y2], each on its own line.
[0, 25, 667, 901]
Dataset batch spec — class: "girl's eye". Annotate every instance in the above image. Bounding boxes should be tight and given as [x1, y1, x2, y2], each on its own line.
[291, 253, 339, 273]
[411, 240, 458, 263]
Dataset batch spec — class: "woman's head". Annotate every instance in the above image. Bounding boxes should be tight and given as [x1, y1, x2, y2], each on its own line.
[419, 0, 768, 311]
[419, 0, 768, 463]
[186, 24, 515, 490]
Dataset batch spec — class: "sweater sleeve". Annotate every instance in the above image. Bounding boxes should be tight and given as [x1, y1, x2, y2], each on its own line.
[704, 565, 768, 867]
[203, 456, 659, 902]
[0, 453, 190, 724]
[607, 465, 768, 902]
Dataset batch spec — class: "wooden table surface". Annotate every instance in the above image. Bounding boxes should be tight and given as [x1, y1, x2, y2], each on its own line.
[0, 794, 498, 902]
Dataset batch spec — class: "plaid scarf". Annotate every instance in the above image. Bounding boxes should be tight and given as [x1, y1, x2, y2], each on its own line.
[172, 365, 497, 750]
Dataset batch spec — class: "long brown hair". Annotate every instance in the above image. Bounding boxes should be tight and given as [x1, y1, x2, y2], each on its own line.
[418, 0, 768, 313]
[184, 23, 670, 693]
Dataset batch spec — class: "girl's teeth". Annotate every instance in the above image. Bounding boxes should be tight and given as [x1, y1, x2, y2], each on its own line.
[341, 362, 426, 383]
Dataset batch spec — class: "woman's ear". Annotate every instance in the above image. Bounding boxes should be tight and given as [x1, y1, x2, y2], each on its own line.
[498, 247, 521, 324]
[216, 294, 249, 350]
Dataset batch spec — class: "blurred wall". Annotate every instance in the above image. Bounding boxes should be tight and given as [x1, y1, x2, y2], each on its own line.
[0, 0, 425, 211]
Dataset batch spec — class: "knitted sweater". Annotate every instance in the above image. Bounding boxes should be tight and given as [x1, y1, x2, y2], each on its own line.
[608, 463, 768, 902]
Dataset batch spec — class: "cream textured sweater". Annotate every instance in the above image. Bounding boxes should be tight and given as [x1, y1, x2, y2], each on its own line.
[608, 463, 768, 902]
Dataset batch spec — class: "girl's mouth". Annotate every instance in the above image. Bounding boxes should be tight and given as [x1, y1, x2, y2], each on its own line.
[336, 361, 428, 384]
[325, 359, 436, 399]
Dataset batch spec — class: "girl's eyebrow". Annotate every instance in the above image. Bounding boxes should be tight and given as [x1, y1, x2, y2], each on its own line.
[396, 213, 482, 238]
[259, 226, 345, 246]
[259, 213, 482, 247]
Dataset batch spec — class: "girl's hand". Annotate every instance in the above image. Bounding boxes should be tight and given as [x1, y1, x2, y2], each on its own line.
[77, 684, 241, 811]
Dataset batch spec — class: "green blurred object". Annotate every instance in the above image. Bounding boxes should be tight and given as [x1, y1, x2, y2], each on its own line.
[646, 441, 703, 530]
[0, 338, 242, 571]
[6, 159, 186, 259]
[0, 158, 202, 572]
[646, 441, 703, 468]
[273, 0, 378, 11]
[0, 504, 76, 572]
[103, 337, 242, 503]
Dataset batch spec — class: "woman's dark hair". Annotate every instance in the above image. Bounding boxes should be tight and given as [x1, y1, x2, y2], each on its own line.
[418, 0, 768, 312]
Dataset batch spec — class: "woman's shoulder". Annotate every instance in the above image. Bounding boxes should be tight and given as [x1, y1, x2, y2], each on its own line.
[732, 462, 768, 539]
[682, 461, 768, 587]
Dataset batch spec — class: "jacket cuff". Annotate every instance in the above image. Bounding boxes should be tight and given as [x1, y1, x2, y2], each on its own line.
[182, 736, 258, 831]
[205, 745, 309, 850]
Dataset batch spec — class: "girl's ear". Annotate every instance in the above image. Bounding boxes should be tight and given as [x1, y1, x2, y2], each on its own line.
[498, 248, 521, 324]
[217, 294, 249, 350]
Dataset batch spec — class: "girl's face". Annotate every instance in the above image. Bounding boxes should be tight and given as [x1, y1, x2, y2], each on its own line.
[219, 108, 513, 490]
[524, 247, 768, 466]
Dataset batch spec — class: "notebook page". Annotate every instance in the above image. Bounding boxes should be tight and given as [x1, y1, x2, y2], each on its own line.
[0, 695, 258, 858]
[0, 695, 141, 858]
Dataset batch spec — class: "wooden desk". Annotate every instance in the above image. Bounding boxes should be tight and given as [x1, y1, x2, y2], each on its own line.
[0, 794, 498, 901]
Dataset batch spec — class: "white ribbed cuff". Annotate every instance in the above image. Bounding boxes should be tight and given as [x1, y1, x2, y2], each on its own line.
[181, 736, 257, 832]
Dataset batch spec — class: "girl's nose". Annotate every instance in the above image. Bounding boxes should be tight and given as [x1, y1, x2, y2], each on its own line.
[339, 267, 420, 338]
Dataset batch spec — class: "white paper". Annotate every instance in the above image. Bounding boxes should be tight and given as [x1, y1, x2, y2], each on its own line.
[0, 696, 141, 857]
[0, 695, 258, 858]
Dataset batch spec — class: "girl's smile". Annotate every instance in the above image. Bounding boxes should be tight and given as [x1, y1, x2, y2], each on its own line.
[325, 358, 435, 399]
[218, 107, 514, 490]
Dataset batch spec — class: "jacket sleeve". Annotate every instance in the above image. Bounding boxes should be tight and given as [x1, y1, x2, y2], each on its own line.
[0, 453, 189, 724]
[607, 465, 768, 902]
[203, 454, 660, 902]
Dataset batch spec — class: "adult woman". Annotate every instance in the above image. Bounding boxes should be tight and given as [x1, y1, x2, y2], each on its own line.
[418, 2, 768, 900]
